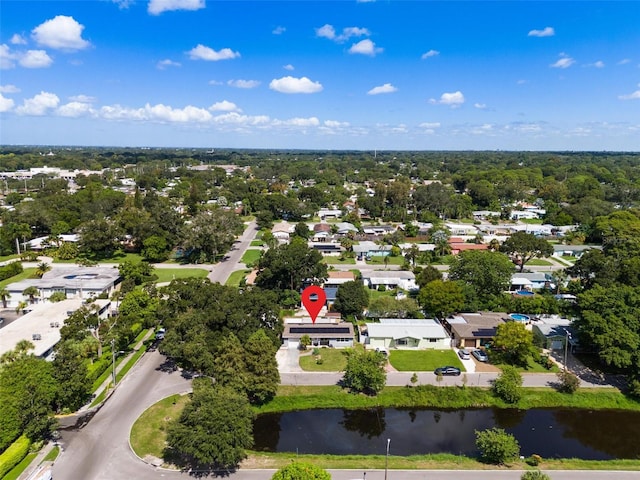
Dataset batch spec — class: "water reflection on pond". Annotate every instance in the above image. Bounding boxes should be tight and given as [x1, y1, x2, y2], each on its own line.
[253, 408, 640, 460]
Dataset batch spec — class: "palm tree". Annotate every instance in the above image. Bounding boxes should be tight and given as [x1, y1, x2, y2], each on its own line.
[22, 286, 40, 304]
[35, 261, 51, 278]
[0, 287, 9, 308]
[15, 300, 28, 314]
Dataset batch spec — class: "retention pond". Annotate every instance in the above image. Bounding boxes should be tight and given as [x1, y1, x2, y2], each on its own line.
[253, 407, 640, 460]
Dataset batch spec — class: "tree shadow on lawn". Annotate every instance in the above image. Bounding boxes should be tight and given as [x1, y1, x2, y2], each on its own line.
[163, 449, 238, 478]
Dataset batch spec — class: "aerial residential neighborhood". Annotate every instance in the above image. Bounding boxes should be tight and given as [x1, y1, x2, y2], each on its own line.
[1, 1, 640, 478]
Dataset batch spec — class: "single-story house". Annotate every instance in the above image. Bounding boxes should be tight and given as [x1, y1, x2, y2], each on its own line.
[362, 225, 396, 236]
[309, 241, 342, 256]
[323, 271, 356, 307]
[448, 241, 489, 255]
[5, 267, 122, 308]
[26, 234, 79, 250]
[509, 272, 552, 292]
[334, 222, 359, 235]
[508, 224, 554, 236]
[444, 222, 479, 236]
[317, 208, 342, 220]
[361, 270, 418, 291]
[511, 210, 545, 221]
[532, 317, 575, 351]
[312, 223, 332, 242]
[282, 321, 354, 349]
[365, 318, 450, 350]
[445, 312, 506, 349]
[399, 243, 436, 253]
[552, 244, 602, 259]
[473, 210, 501, 220]
[353, 241, 392, 258]
[272, 221, 294, 244]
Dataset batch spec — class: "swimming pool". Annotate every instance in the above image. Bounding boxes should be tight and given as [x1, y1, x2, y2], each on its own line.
[515, 290, 534, 296]
[509, 313, 530, 322]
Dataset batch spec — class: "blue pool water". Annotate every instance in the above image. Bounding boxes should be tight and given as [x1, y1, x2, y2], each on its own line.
[509, 313, 530, 322]
[515, 290, 534, 296]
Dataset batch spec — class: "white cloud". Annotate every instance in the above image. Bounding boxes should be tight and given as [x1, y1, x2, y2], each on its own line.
[585, 60, 605, 68]
[211, 112, 270, 126]
[429, 90, 465, 107]
[474, 103, 487, 109]
[367, 83, 397, 95]
[208, 80, 223, 86]
[421, 49, 439, 59]
[69, 94, 96, 103]
[57, 101, 95, 117]
[227, 79, 260, 89]
[528, 26, 555, 37]
[272, 26, 286, 35]
[148, 0, 205, 15]
[100, 103, 212, 122]
[517, 79, 527, 85]
[157, 59, 181, 69]
[10, 34, 27, 45]
[19, 50, 53, 68]
[1, 44, 17, 69]
[269, 76, 323, 94]
[316, 24, 370, 43]
[349, 39, 382, 56]
[0, 84, 20, 93]
[112, 0, 135, 8]
[283, 64, 294, 71]
[324, 120, 350, 128]
[209, 100, 241, 112]
[32, 16, 90, 51]
[0, 93, 15, 112]
[16, 91, 60, 115]
[619, 85, 640, 100]
[618, 58, 631, 65]
[420, 122, 441, 129]
[187, 44, 239, 61]
[274, 117, 320, 127]
[550, 54, 575, 69]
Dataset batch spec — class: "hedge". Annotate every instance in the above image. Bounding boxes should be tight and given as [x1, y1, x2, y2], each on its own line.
[0, 435, 31, 478]
[0, 261, 23, 282]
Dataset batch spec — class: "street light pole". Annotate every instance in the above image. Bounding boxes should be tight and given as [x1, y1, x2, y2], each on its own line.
[564, 329, 571, 372]
[111, 338, 117, 387]
[384, 438, 390, 480]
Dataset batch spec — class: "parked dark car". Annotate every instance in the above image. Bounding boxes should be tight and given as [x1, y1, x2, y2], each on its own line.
[434, 366, 461, 376]
[472, 349, 489, 362]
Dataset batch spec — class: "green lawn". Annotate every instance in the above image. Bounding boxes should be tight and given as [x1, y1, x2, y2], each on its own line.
[0, 267, 36, 289]
[561, 255, 577, 264]
[299, 348, 348, 371]
[367, 287, 397, 300]
[493, 355, 560, 373]
[250, 240, 264, 247]
[367, 255, 405, 266]
[0, 254, 19, 262]
[389, 349, 465, 372]
[152, 268, 209, 284]
[226, 269, 251, 287]
[241, 249, 262, 266]
[130, 393, 191, 459]
[524, 259, 553, 266]
[322, 256, 356, 265]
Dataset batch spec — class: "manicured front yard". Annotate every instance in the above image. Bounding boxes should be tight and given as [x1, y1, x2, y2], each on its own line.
[299, 348, 348, 372]
[322, 256, 356, 265]
[241, 249, 262, 266]
[152, 268, 209, 284]
[389, 349, 465, 372]
[524, 259, 553, 266]
[226, 269, 251, 287]
[366, 255, 405, 266]
[0, 267, 36, 289]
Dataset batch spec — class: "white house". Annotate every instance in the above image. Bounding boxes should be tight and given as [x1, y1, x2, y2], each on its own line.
[361, 270, 418, 291]
[365, 318, 450, 350]
[272, 221, 294, 244]
[5, 267, 121, 308]
[281, 321, 354, 349]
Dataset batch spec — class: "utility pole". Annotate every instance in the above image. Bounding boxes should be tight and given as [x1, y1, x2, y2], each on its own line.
[111, 338, 117, 387]
[384, 438, 390, 480]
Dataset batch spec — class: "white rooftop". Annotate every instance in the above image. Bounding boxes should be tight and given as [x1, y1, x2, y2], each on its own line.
[367, 318, 448, 340]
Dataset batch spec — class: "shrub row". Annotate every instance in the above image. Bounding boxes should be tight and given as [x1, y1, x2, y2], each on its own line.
[0, 261, 23, 282]
[0, 435, 31, 478]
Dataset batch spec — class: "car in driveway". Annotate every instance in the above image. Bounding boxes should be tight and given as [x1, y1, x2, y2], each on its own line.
[457, 348, 470, 360]
[472, 349, 489, 362]
[434, 366, 462, 376]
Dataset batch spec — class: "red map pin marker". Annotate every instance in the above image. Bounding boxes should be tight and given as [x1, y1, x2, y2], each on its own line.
[301, 285, 326, 324]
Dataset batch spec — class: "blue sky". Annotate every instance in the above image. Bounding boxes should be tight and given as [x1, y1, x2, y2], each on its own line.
[0, 0, 638, 151]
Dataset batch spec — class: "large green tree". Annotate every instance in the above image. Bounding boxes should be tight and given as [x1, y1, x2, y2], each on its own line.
[256, 237, 328, 292]
[166, 380, 254, 468]
[333, 281, 369, 319]
[500, 231, 554, 273]
[475, 427, 520, 465]
[418, 279, 465, 319]
[181, 208, 244, 263]
[493, 322, 534, 367]
[449, 250, 515, 300]
[244, 329, 280, 405]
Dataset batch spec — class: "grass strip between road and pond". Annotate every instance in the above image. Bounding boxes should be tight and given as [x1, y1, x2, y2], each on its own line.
[130, 384, 640, 471]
